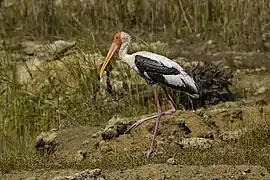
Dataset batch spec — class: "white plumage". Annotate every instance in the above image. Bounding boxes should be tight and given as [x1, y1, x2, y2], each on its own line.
[124, 51, 199, 97]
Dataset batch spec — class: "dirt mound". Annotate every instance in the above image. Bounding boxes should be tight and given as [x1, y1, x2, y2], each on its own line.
[108, 164, 270, 180]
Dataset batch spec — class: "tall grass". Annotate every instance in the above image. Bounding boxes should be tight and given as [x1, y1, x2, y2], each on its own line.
[0, 46, 156, 166]
[0, 0, 270, 171]
[1, 0, 270, 48]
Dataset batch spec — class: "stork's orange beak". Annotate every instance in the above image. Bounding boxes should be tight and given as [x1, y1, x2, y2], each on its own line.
[99, 42, 118, 79]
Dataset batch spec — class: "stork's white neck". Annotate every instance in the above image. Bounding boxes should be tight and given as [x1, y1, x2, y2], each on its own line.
[118, 33, 136, 69]
[119, 41, 130, 59]
[118, 41, 136, 70]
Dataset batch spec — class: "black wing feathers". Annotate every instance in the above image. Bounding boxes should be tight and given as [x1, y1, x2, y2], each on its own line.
[134, 55, 199, 97]
[134, 55, 179, 75]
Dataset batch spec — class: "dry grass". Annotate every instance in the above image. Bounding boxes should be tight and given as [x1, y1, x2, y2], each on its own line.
[0, 0, 270, 173]
[0, 48, 156, 169]
[1, 0, 270, 48]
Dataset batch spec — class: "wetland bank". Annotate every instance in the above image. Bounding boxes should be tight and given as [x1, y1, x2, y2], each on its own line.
[1, 0, 270, 179]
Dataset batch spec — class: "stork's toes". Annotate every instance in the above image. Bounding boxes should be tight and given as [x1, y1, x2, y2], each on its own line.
[124, 122, 139, 134]
[146, 148, 154, 158]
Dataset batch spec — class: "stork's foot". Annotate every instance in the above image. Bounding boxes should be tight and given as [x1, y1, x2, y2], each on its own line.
[168, 100, 176, 114]
[124, 109, 176, 134]
[147, 148, 154, 158]
[169, 107, 176, 114]
[124, 119, 144, 134]
[124, 114, 159, 134]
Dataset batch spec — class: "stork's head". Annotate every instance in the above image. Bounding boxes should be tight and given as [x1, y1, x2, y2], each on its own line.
[99, 31, 131, 79]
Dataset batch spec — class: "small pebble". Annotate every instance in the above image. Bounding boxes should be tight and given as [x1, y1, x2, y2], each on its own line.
[167, 158, 178, 165]
[196, 33, 201, 38]
[207, 40, 215, 45]
[99, 140, 105, 146]
[92, 133, 98, 138]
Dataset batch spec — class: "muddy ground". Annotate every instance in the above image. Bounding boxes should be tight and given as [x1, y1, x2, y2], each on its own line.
[2, 164, 270, 180]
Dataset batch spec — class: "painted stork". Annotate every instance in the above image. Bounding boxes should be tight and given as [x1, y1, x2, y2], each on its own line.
[99, 31, 199, 157]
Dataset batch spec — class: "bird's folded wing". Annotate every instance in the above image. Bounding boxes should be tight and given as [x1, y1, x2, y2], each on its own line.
[134, 55, 180, 75]
[134, 55, 199, 96]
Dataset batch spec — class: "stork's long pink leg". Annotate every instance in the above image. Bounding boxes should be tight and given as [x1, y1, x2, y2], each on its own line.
[124, 88, 176, 134]
[124, 114, 161, 134]
[147, 87, 162, 157]
[124, 103, 175, 134]
[124, 88, 176, 157]
[163, 88, 176, 114]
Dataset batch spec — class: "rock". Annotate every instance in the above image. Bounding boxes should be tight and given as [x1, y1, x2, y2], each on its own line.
[101, 116, 128, 140]
[176, 138, 213, 149]
[35, 130, 58, 155]
[17, 40, 76, 83]
[20, 40, 76, 59]
[219, 128, 249, 141]
[207, 40, 215, 45]
[196, 33, 201, 38]
[52, 169, 106, 180]
[167, 158, 178, 165]
[91, 132, 100, 138]
[255, 67, 266, 72]
[176, 39, 184, 43]
[72, 168, 106, 180]
[74, 150, 86, 162]
[101, 127, 118, 140]
[204, 40, 216, 51]
[254, 86, 268, 95]
[115, 122, 128, 135]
